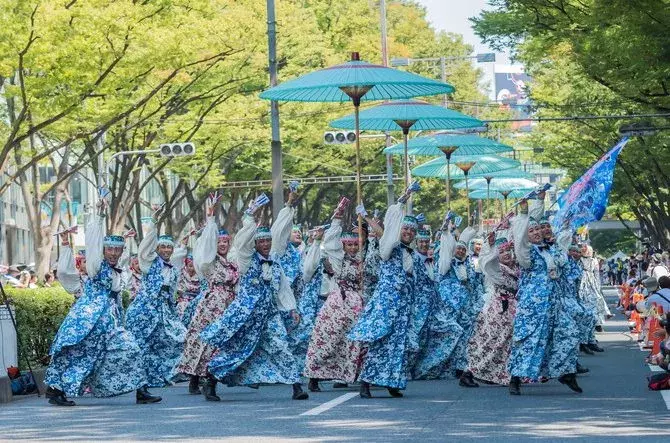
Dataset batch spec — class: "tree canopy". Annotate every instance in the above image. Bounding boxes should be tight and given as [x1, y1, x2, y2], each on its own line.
[472, 0, 670, 248]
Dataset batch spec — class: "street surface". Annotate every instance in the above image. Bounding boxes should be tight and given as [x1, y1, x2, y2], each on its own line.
[2, 289, 669, 442]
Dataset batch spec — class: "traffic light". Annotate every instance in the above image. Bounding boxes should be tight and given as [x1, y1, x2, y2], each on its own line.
[159, 142, 196, 157]
[324, 131, 356, 144]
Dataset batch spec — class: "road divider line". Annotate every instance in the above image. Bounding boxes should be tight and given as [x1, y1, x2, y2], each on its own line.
[300, 392, 358, 416]
[661, 391, 670, 411]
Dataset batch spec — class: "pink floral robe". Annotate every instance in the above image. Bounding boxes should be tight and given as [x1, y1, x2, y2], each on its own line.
[304, 254, 366, 383]
[177, 256, 239, 377]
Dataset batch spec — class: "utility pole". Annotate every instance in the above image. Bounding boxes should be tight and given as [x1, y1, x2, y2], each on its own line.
[267, 0, 283, 217]
[440, 56, 447, 107]
[380, 0, 395, 206]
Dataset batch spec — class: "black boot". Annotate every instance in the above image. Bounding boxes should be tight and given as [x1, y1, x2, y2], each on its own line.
[595, 325, 603, 332]
[202, 376, 220, 402]
[387, 387, 404, 398]
[189, 375, 201, 395]
[308, 378, 321, 392]
[136, 386, 162, 404]
[587, 343, 604, 352]
[292, 383, 308, 400]
[509, 376, 521, 396]
[458, 371, 479, 388]
[47, 387, 76, 406]
[359, 381, 372, 399]
[576, 362, 590, 374]
[333, 382, 348, 388]
[558, 374, 583, 393]
[454, 369, 464, 378]
[580, 344, 594, 355]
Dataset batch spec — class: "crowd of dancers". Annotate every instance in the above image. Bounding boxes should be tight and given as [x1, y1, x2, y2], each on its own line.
[43, 183, 611, 406]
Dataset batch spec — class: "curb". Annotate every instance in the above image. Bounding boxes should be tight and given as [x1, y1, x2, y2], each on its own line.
[0, 368, 47, 403]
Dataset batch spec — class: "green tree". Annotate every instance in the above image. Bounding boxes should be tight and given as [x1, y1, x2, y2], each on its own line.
[472, 0, 670, 248]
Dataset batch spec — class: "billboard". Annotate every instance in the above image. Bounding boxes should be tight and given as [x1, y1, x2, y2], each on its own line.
[494, 65, 533, 132]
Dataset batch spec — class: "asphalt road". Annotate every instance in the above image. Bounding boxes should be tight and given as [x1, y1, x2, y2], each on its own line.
[2, 289, 669, 442]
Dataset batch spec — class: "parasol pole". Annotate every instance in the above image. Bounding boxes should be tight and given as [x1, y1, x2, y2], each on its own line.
[439, 146, 458, 209]
[455, 161, 476, 227]
[340, 52, 373, 262]
[394, 120, 416, 213]
[485, 176, 493, 222]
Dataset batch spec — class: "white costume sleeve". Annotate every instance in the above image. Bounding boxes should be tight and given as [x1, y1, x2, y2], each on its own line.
[171, 246, 188, 273]
[480, 242, 502, 286]
[276, 270, 297, 311]
[118, 247, 130, 270]
[229, 214, 257, 276]
[529, 198, 545, 220]
[438, 230, 456, 276]
[379, 203, 403, 261]
[459, 226, 477, 247]
[556, 229, 573, 253]
[322, 219, 344, 276]
[85, 215, 105, 277]
[138, 220, 158, 274]
[270, 205, 295, 256]
[302, 240, 321, 283]
[57, 246, 81, 295]
[512, 213, 531, 269]
[194, 216, 218, 278]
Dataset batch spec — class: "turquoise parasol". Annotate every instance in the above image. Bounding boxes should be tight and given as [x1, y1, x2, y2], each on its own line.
[260, 52, 454, 246]
[412, 155, 520, 223]
[329, 100, 482, 189]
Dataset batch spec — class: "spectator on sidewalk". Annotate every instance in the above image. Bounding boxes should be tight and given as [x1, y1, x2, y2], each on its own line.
[645, 276, 670, 313]
[648, 254, 669, 280]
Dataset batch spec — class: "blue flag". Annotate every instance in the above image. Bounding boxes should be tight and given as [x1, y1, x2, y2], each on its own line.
[552, 137, 629, 231]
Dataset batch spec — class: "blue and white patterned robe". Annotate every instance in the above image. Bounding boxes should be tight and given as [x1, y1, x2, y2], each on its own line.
[45, 215, 147, 398]
[409, 251, 464, 379]
[200, 210, 301, 385]
[348, 203, 414, 390]
[543, 236, 581, 377]
[508, 211, 557, 379]
[125, 221, 187, 387]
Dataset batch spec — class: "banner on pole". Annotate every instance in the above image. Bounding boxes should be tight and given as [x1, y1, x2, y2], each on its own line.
[552, 137, 629, 231]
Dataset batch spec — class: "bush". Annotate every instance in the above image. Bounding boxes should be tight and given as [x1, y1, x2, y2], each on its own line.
[4, 286, 74, 370]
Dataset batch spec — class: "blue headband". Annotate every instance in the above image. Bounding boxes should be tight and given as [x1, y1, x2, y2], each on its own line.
[341, 232, 359, 243]
[103, 235, 125, 248]
[254, 226, 272, 241]
[416, 229, 431, 240]
[401, 216, 418, 231]
[218, 229, 230, 239]
[157, 235, 174, 247]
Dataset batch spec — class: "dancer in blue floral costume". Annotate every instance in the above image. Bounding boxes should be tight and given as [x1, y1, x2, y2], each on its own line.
[45, 200, 161, 406]
[200, 191, 309, 400]
[349, 183, 420, 398]
[508, 197, 582, 395]
[410, 227, 464, 380]
[580, 244, 610, 351]
[536, 212, 582, 385]
[564, 244, 592, 374]
[279, 224, 305, 299]
[437, 220, 485, 387]
[126, 213, 188, 388]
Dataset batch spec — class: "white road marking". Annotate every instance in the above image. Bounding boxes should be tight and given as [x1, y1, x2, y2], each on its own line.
[648, 364, 664, 372]
[661, 391, 670, 410]
[300, 392, 358, 416]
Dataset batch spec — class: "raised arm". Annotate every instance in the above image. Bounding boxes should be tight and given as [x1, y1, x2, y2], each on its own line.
[194, 216, 218, 277]
[480, 240, 502, 285]
[138, 220, 158, 274]
[270, 205, 296, 257]
[512, 208, 531, 270]
[171, 244, 188, 273]
[379, 203, 403, 261]
[322, 219, 344, 276]
[302, 237, 322, 283]
[85, 214, 105, 277]
[57, 245, 81, 295]
[438, 229, 456, 276]
[229, 214, 257, 275]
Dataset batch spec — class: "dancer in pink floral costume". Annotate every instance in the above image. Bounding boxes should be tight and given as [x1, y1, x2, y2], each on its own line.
[177, 197, 239, 401]
[304, 207, 366, 392]
[466, 232, 519, 385]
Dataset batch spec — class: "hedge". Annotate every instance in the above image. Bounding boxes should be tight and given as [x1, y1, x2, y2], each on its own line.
[4, 286, 74, 369]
